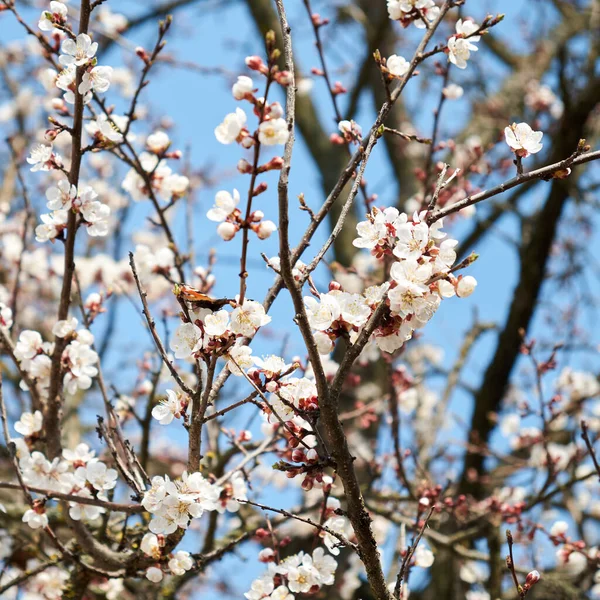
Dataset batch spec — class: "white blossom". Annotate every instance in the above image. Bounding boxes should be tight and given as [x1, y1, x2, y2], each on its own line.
[387, 54, 410, 77]
[215, 108, 247, 144]
[14, 411, 43, 436]
[258, 118, 289, 145]
[504, 122, 543, 157]
[59, 33, 98, 67]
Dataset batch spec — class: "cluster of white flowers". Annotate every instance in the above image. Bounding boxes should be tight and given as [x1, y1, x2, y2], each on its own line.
[210, 67, 289, 240]
[0, 564, 70, 600]
[525, 80, 564, 119]
[215, 73, 289, 147]
[170, 298, 271, 363]
[35, 180, 111, 242]
[52, 31, 112, 105]
[141, 532, 195, 582]
[14, 321, 99, 397]
[387, 0, 440, 29]
[14, 437, 117, 528]
[447, 19, 481, 69]
[301, 209, 476, 354]
[205, 187, 277, 242]
[245, 546, 337, 600]
[141, 470, 247, 538]
[122, 142, 190, 203]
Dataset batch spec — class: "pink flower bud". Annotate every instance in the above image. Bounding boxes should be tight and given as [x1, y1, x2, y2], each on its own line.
[525, 570, 541, 586]
[263, 156, 284, 171]
[245, 55, 265, 72]
[136, 47, 150, 63]
[291, 449, 305, 462]
[306, 449, 318, 462]
[253, 182, 268, 197]
[276, 71, 292, 85]
[237, 159, 253, 174]
[258, 548, 275, 562]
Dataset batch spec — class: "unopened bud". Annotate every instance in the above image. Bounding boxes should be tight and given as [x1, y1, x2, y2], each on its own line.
[253, 182, 268, 197]
[238, 159, 253, 174]
[135, 46, 150, 63]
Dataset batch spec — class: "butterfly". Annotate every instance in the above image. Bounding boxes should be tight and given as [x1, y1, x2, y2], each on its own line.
[173, 284, 236, 310]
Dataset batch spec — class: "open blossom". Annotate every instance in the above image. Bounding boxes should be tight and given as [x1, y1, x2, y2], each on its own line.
[63, 443, 95, 465]
[38, 2, 68, 32]
[46, 180, 77, 211]
[447, 20, 480, 69]
[171, 322, 204, 359]
[76, 460, 118, 491]
[23, 508, 48, 530]
[69, 488, 106, 521]
[455, 18, 481, 39]
[204, 310, 230, 337]
[79, 187, 111, 237]
[207, 189, 239, 222]
[387, 0, 440, 28]
[393, 219, 430, 260]
[62, 339, 99, 394]
[322, 515, 353, 555]
[27, 144, 54, 172]
[86, 114, 124, 144]
[79, 65, 112, 95]
[305, 293, 341, 331]
[59, 33, 98, 66]
[227, 341, 254, 375]
[52, 317, 78, 338]
[258, 118, 289, 145]
[35, 210, 69, 242]
[387, 54, 410, 77]
[447, 37, 478, 69]
[232, 75, 254, 100]
[56, 64, 77, 104]
[141, 532, 161, 559]
[14, 411, 43, 437]
[389, 258, 432, 316]
[504, 122, 543, 157]
[15, 330, 44, 361]
[215, 108, 247, 144]
[169, 550, 194, 575]
[230, 299, 271, 336]
[152, 389, 188, 425]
